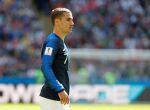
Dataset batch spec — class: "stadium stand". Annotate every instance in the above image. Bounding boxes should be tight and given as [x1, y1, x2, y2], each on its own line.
[0, 0, 149, 84]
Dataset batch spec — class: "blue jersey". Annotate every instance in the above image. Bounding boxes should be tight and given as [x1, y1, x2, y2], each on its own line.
[40, 33, 69, 101]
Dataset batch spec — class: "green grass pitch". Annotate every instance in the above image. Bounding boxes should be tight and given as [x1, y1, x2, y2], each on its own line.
[0, 103, 150, 110]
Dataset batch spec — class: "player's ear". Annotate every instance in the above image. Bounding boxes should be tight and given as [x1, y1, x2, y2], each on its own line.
[55, 18, 60, 25]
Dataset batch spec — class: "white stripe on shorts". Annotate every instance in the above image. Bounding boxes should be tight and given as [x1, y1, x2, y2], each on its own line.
[38, 96, 70, 110]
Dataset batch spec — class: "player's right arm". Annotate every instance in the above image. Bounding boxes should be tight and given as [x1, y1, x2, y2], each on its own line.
[41, 38, 70, 105]
[41, 39, 64, 93]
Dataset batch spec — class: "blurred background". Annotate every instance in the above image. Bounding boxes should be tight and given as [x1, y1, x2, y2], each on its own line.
[0, 0, 150, 108]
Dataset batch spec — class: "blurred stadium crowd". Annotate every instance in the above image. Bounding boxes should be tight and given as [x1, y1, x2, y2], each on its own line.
[0, 0, 149, 84]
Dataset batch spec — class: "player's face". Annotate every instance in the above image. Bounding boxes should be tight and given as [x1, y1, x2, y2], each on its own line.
[59, 12, 74, 34]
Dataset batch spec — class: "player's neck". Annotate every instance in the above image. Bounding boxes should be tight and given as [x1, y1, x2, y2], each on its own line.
[53, 28, 66, 41]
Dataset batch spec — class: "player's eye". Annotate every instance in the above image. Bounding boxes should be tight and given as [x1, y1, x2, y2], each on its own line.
[67, 18, 73, 21]
[66, 19, 70, 21]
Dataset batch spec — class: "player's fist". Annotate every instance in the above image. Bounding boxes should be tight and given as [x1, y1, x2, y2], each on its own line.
[58, 90, 70, 105]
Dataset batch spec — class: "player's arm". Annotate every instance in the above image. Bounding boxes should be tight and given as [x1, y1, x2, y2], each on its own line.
[41, 39, 70, 105]
[41, 39, 64, 93]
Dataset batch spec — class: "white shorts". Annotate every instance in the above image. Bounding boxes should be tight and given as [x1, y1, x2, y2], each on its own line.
[39, 96, 70, 110]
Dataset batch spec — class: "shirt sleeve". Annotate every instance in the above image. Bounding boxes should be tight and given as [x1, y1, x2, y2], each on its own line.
[41, 39, 64, 93]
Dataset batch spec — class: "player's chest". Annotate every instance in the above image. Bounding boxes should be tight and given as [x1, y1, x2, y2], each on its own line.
[57, 44, 68, 57]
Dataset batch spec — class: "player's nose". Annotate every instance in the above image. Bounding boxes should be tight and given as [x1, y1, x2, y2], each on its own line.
[71, 20, 74, 26]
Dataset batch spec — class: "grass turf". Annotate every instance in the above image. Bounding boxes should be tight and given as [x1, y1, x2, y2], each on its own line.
[0, 103, 150, 110]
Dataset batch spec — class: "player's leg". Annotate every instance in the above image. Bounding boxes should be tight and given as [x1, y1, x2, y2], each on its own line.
[39, 96, 70, 110]
[55, 101, 70, 110]
[39, 96, 55, 110]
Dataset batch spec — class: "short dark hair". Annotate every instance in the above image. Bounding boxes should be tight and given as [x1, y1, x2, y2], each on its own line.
[50, 8, 71, 25]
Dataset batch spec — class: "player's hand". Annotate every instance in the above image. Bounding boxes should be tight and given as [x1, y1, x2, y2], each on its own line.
[58, 90, 70, 105]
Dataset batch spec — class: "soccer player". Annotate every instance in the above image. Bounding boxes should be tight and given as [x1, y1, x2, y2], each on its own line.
[39, 8, 74, 110]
